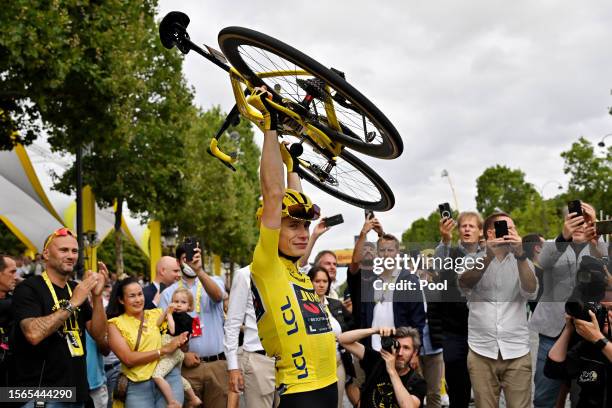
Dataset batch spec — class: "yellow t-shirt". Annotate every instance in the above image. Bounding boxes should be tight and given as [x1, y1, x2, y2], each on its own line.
[250, 225, 337, 394]
[108, 308, 163, 382]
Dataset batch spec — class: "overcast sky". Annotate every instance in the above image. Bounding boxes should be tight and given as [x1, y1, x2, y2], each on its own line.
[157, 0, 612, 257]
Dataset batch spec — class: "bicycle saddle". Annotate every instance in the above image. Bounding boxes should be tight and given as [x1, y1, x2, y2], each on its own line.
[159, 11, 191, 54]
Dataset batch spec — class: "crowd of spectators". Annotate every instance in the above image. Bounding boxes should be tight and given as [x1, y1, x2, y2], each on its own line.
[0, 198, 610, 408]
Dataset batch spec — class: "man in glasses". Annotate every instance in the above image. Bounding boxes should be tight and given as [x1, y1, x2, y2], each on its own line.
[12, 228, 108, 407]
[247, 88, 338, 407]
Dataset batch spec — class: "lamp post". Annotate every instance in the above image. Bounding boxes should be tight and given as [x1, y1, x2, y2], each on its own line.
[597, 133, 612, 148]
[441, 169, 459, 212]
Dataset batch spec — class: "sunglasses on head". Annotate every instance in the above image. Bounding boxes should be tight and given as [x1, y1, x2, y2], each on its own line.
[286, 203, 321, 221]
[44, 227, 76, 250]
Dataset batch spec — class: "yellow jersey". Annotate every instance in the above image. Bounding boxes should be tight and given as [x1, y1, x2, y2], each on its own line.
[250, 225, 337, 394]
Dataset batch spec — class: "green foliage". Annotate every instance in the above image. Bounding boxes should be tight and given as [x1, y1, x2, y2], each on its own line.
[560, 137, 611, 216]
[97, 232, 148, 276]
[0, 221, 27, 255]
[401, 209, 457, 247]
[510, 196, 564, 239]
[475, 165, 538, 216]
[171, 107, 261, 265]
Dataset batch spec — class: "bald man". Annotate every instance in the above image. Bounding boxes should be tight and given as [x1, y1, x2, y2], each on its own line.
[144, 256, 181, 310]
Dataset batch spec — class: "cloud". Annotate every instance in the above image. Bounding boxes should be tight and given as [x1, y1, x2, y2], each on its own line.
[158, 0, 612, 255]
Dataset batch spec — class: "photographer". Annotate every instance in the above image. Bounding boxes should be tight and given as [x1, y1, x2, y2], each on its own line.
[529, 202, 607, 407]
[545, 290, 612, 408]
[339, 326, 426, 408]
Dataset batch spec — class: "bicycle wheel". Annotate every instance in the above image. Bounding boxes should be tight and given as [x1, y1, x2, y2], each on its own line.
[283, 137, 394, 211]
[218, 26, 403, 160]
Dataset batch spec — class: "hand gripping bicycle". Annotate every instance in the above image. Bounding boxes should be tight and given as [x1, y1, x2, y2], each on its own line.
[160, 11, 403, 211]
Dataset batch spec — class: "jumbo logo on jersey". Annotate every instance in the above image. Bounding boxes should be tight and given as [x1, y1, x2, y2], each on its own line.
[292, 284, 332, 335]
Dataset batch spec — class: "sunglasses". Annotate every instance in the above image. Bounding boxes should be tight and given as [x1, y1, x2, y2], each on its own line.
[43, 227, 76, 250]
[286, 203, 321, 221]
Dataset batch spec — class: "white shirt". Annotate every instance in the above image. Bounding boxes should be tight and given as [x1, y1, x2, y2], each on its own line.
[324, 298, 343, 361]
[461, 252, 537, 360]
[223, 266, 265, 370]
[370, 268, 400, 351]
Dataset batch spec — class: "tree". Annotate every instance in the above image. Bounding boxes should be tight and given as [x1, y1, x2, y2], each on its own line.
[401, 209, 455, 248]
[510, 196, 564, 239]
[171, 107, 261, 266]
[97, 233, 149, 277]
[560, 137, 611, 216]
[475, 165, 538, 216]
[46, 1, 194, 274]
[0, 0, 145, 149]
[0, 222, 27, 255]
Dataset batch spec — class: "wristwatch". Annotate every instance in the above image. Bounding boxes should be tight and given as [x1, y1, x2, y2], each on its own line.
[594, 337, 609, 350]
[515, 253, 528, 261]
[61, 302, 76, 314]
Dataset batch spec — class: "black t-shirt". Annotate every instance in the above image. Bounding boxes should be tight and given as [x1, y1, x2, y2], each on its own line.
[544, 335, 612, 408]
[360, 347, 427, 408]
[0, 294, 14, 386]
[12, 276, 93, 402]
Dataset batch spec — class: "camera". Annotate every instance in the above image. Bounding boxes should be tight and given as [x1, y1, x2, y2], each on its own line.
[565, 256, 608, 329]
[380, 336, 399, 352]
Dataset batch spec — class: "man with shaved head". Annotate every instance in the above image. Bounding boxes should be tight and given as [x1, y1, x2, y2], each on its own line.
[144, 256, 181, 310]
[12, 228, 108, 407]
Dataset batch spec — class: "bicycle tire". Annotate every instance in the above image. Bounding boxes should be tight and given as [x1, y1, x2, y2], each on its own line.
[218, 26, 403, 160]
[291, 140, 395, 211]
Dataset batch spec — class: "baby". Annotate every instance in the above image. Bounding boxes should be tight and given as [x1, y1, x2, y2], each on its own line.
[154, 288, 202, 407]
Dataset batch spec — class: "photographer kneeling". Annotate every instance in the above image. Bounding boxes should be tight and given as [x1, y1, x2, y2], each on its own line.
[545, 257, 612, 408]
[339, 326, 426, 408]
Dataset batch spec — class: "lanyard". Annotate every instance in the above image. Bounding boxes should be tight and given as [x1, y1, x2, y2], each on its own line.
[179, 279, 203, 313]
[42, 271, 79, 331]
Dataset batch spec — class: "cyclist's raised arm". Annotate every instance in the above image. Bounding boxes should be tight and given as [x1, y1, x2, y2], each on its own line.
[280, 142, 303, 193]
[251, 89, 283, 230]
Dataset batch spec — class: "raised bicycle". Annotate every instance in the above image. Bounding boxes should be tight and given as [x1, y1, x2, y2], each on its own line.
[159, 11, 403, 211]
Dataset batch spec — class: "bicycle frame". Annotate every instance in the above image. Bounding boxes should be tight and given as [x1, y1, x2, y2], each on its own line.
[169, 38, 343, 170]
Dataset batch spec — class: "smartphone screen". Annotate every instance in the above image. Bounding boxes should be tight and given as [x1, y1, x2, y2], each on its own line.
[494, 220, 509, 239]
[567, 200, 583, 217]
[183, 238, 198, 262]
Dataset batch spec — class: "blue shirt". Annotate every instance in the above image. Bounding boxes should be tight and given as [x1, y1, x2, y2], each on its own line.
[160, 276, 226, 357]
[85, 332, 106, 390]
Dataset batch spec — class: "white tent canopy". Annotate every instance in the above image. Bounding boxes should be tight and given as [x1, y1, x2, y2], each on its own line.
[0, 142, 150, 256]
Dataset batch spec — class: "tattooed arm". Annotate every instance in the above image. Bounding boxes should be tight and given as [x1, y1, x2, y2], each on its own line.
[20, 309, 72, 346]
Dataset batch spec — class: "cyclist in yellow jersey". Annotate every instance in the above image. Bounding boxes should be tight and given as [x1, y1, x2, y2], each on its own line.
[248, 87, 338, 407]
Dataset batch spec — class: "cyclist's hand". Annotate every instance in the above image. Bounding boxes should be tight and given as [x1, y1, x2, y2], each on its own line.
[247, 87, 277, 131]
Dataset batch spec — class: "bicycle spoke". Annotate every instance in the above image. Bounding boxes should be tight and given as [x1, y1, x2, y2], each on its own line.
[284, 135, 383, 203]
[236, 45, 386, 147]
